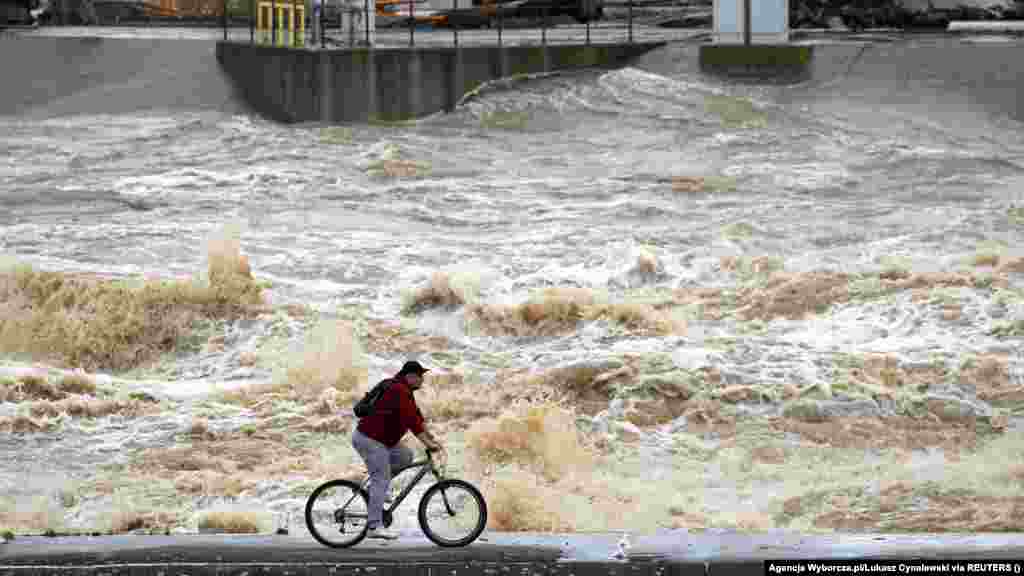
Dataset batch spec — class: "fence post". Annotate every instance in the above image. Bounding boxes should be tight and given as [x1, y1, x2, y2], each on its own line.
[273, 0, 277, 44]
[320, 0, 325, 47]
[410, 0, 415, 46]
[452, 0, 457, 46]
[364, 0, 369, 44]
[743, 0, 751, 45]
[222, 0, 227, 40]
[586, 8, 590, 44]
[627, 0, 632, 43]
[250, 0, 254, 42]
[541, 4, 546, 45]
[497, 0, 502, 46]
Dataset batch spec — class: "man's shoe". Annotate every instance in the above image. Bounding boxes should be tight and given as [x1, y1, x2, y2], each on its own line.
[367, 527, 400, 540]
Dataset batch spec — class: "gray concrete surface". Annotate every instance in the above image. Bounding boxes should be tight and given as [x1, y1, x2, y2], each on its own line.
[2, 532, 1024, 575]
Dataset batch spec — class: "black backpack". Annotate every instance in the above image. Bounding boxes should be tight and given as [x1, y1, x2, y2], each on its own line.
[353, 378, 396, 418]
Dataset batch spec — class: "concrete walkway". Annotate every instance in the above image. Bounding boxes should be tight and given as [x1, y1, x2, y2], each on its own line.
[2, 532, 1024, 575]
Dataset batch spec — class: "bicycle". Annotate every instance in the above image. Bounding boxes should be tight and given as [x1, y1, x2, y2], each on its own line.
[305, 450, 488, 548]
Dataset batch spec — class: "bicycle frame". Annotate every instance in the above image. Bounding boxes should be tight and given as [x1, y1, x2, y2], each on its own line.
[357, 454, 442, 515]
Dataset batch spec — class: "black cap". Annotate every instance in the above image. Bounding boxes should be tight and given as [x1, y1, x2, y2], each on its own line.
[399, 360, 430, 376]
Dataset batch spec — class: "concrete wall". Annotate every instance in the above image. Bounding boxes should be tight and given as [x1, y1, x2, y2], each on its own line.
[215, 41, 664, 123]
[698, 44, 813, 82]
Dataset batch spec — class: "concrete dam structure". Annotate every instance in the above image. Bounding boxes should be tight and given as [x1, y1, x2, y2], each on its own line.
[214, 41, 667, 123]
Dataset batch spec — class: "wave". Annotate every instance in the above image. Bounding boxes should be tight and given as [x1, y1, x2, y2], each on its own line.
[448, 63, 790, 140]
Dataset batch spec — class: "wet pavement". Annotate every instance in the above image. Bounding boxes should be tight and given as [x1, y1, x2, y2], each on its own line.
[2, 532, 1024, 575]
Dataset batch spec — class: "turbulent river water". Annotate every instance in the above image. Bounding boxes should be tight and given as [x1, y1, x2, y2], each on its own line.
[1, 28, 1023, 537]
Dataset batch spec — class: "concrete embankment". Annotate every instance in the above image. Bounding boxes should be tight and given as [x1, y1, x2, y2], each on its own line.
[3, 532, 1024, 575]
[214, 41, 665, 123]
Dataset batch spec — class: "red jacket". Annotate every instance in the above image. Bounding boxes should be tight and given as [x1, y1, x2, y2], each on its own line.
[356, 378, 425, 448]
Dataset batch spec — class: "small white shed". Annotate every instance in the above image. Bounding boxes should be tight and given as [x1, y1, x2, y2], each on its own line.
[713, 0, 789, 44]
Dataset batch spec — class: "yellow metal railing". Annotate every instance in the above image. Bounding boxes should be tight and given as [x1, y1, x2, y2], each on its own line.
[256, 0, 305, 45]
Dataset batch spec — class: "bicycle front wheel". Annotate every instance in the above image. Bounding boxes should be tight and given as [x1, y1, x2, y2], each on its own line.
[418, 478, 487, 547]
[305, 479, 369, 548]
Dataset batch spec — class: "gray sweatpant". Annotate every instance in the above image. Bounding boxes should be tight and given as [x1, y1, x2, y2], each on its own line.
[351, 428, 415, 529]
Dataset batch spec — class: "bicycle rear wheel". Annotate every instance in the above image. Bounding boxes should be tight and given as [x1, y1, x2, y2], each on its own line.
[305, 479, 369, 548]
[417, 478, 487, 547]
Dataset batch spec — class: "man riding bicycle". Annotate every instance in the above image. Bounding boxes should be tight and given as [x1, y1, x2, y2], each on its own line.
[352, 360, 448, 540]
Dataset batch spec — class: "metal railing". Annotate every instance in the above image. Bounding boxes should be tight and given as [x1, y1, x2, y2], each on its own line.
[217, 0, 703, 48]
